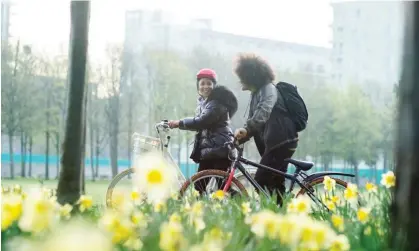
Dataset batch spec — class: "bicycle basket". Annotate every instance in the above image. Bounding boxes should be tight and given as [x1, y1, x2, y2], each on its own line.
[132, 133, 161, 154]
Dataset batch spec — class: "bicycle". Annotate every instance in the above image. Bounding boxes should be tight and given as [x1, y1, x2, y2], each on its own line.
[105, 120, 186, 207]
[105, 120, 256, 207]
[179, 140, 356, 211]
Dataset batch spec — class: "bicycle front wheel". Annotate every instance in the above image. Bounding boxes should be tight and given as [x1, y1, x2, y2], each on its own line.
[106, 168, 136, 207]
[179, 170, 249, 198]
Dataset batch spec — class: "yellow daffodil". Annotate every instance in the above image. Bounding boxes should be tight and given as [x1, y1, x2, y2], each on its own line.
[331, 214, 344, 232]
[357, 207, 371, 224]
[59, 204, 73, 219]
[365, 182, 377, 193]
[241, 202, 252, 215]
[329, 234, 350, 251]
[133, 152, 179, 203]
[343, 183, 358, 202]
[211, 190, 225, 201]
[323, 176, 336, 192]
[159, 221, 187, 251]
[77, 195, 93, 212]
[2, 193, 23, 230]
[381, 171, 396, 188]
[287, 195, 311, 214]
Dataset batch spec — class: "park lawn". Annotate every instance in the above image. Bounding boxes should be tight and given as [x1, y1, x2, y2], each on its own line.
[1, 182, 394, 251]
[1, 169, 397, 251]
[1, 178, 112, 204]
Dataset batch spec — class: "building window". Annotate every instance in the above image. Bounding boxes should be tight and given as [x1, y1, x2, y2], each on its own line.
[317, 65, 325, 73]
[305, 63, 313, 73]
[152, 11, 162, 23]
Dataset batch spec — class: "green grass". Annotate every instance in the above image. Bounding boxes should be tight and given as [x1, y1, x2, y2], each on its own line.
[1, 178, 398, 251]
[1, 178, 110, 204]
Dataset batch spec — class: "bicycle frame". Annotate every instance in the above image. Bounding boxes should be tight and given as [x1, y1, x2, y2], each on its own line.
[222, 143, 355, 211]
[225, 157, 314, 198]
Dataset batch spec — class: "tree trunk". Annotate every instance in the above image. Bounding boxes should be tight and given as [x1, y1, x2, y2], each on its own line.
[45, 81, 51, 180]
[109, 95, 120, 178]
[95, 132, 100, 178]
[57, 0, 90, 205]
[127, 90, 133, 178]
[354, 164, 359, 185]
[55, 133, 60, 179]
[177, 131, 181, 167]
[81, 112, 87, 194]
[45, 129, 50, 180]
[324, 161, 329, 172]
[110, 128, 118, 178]
[89, 125, 95, 181]
[391, 2, 419, 249]
[8, 133, 14, 179]
[87, 78, 95, 181]
[28, 137, 33, 177]
[20, 131, 26, 177]
[186, 135, 190, 177]
[80, 83, 88, 194]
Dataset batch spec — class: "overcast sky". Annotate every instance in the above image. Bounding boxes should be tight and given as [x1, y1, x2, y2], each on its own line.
[8, 0, 333, 60]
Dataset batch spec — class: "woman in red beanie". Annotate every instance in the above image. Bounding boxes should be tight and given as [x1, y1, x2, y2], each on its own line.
[168, 68, 238, 194]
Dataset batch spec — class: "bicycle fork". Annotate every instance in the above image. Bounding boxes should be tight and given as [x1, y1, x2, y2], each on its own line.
[223, 166, 236, 193]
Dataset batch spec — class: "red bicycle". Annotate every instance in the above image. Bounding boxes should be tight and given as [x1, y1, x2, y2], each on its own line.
[180, 139, 355, 210]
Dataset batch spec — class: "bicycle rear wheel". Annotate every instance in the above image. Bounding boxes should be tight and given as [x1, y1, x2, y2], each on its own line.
[179, 170, 249, 198]
[296, 177, 349, 197]
[296, 176, 360, 212]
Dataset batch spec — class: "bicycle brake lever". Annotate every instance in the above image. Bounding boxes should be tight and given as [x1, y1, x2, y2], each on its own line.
[224, 142, 234, 150]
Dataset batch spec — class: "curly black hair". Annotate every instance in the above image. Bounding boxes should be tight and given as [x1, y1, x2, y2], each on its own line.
[233, 53, 275, 89]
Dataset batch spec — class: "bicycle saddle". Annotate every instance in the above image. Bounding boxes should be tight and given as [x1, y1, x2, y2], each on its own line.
[284, 158, 314, 171]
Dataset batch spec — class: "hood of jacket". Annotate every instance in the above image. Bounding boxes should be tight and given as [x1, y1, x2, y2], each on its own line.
[206, 85, 238, 118]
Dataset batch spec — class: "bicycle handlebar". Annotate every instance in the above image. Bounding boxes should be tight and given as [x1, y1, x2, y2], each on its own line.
[155, 120, 170, 131]
[224, 140, 243, 161]
[224, 140, 242, 150]
[156, 120, 169, 127]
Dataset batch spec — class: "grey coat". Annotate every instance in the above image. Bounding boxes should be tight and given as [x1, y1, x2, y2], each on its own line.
[243, 83, 298, 156]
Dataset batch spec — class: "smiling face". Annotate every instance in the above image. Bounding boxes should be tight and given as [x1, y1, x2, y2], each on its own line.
[198, 78, 214, 98]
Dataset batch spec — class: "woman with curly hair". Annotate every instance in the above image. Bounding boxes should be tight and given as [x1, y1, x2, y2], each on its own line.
[233, 53, 298, 205]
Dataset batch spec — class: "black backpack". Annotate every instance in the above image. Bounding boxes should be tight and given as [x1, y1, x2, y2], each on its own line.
[275, 81, 308, 132]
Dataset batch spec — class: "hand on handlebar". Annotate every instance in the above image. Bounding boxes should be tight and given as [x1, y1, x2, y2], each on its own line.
[168, 120, 180, 129]
[234, 128, 248, 140]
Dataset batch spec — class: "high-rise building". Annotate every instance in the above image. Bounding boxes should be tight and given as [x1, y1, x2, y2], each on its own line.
[124, 9, 331, 78]
[330, 1, 405, 86]
[1, 0, 11, 44]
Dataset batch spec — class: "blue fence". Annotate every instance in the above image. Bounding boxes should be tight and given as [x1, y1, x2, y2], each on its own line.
[1, 153, 132, 167]
[1, 153, 386, 182]
[1, 153, 199, 178]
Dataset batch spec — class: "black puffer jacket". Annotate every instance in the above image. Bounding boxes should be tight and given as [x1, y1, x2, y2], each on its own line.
[179, 85, 238, 163]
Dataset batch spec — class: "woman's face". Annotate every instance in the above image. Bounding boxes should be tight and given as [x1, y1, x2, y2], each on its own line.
[198, 78, 214, 97]
[238, 78, 250, 91]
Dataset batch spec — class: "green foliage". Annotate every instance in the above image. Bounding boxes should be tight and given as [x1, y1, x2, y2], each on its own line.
[1, 181, 395, 251]
[1, 41, 397, 182]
